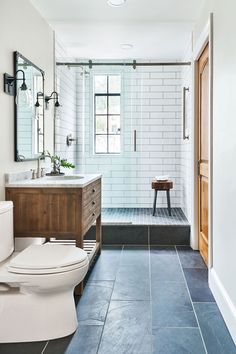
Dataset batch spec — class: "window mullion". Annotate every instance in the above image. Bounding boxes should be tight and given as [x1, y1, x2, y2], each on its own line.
[94, 74, 121, 154]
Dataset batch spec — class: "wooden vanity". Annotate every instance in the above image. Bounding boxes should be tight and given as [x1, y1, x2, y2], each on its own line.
[5, 174, 102, 293]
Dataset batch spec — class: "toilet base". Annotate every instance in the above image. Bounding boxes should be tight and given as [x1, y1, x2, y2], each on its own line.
[0, 289, 78, 343]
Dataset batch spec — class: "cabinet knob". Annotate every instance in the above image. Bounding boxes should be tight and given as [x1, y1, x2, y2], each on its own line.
[92, 212, 95, 216]
[92, 188, 96, 193]
[92, 201, 95, 205]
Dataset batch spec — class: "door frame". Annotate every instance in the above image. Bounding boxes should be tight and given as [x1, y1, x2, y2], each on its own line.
[192, 14, 213, 268]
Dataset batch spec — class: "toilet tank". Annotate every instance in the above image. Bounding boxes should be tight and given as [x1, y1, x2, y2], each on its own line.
[0, 201, 14, 262]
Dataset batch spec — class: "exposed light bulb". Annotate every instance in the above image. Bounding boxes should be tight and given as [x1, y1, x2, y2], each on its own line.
[15, 87, 33, 108]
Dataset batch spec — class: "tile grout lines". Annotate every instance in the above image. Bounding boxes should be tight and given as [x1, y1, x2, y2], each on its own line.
[40, 341, 49, 354]
[96, 245, 124, 354]
[175, 246, 208, 354]
[101, 208, 189, 226]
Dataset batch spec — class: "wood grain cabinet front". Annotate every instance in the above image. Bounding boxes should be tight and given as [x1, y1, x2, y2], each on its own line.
[5, 188, 81, 237]
[5, 178, 102, 261]
[6, 178, 102, 295]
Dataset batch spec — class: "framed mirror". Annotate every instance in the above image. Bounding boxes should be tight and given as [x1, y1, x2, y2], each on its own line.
[14, 51, 45, 161]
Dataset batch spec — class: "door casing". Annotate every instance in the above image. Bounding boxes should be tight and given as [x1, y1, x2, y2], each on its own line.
[192, 14, 213, 268]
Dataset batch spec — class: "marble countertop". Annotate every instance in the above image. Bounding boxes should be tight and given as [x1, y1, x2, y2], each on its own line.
[5, 174, 102, 188]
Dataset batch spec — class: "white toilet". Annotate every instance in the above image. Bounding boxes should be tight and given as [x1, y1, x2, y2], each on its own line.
[0, 201, 89, 343]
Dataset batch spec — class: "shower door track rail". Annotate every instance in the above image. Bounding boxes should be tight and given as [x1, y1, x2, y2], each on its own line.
[56, 61, 191, 68]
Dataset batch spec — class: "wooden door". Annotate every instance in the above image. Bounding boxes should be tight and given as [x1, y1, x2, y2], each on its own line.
[198, 44, 209, 266]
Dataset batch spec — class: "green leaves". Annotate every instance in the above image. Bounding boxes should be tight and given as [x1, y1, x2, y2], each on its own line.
[61, 160, 75, 169]
[46, 151, 75, 169]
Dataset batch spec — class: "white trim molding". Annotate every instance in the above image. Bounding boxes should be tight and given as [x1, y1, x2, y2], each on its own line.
[193, 18, 210, 60]
[209, 269, 236, 345]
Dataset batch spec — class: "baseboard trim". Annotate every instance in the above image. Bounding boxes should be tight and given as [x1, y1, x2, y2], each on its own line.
[209, 268, 236, 345]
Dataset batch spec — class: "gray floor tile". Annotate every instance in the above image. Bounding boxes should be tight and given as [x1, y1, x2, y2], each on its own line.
[150, 225, 190, 245]
[150, 245, 176, 255]
[194, 302, 236, 354]
[102, 225, 149, 244]
[152, 281, 197, 328]
[43, 335, 72, 354]
[177, 246, 207, 268]
[45, 325, 103, 354]
[76, 281, 113, 325]
[150, 253, 184, 282]
[0, 342, 46, 354]
[89, 247, 122, 281]
[153, 328, 206, 354]
[120, 246, 149, 266]
[98, 301, 152, 354]
[112, 264, 150, 300]
[183, 268, 215, 302]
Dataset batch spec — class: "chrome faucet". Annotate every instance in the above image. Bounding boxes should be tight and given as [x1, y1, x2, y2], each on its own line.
[37, 153, 45, 178]
[37, 157, 41, 178]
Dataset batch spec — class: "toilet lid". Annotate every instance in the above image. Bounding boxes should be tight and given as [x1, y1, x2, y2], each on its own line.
[8, 258, 89, 275]
[8, 245, 88, 271]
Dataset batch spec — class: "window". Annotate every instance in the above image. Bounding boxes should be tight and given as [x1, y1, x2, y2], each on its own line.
[94, 75, 121, 154]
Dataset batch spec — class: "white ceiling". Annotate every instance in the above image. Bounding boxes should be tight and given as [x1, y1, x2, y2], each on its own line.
[31, 0, 205, 60]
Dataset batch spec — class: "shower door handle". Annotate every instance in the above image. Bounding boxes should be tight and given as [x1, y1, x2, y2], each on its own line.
[133, 130, 137, 152]
[182, 87, 190, 140]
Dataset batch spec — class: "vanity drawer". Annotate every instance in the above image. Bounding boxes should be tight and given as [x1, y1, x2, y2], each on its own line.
[82, 203, 101, 235]
[82, 179, 101, 207]
[83, 194, 101, 219]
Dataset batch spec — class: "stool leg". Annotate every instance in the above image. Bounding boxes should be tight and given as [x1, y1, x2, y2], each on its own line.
[153, 190, 158, 216]
[166, 190, 171, 216]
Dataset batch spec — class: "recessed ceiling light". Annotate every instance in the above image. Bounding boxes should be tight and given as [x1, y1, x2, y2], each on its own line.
[121, 43, 133, 50]
[107, 0, 126, 7]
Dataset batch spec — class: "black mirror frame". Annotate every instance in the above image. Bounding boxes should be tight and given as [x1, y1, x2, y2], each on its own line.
[14, 51, 45, 162]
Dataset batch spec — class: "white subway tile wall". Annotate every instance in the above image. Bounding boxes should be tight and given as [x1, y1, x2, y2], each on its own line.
[55, 39, 77, 169]
[55, 42, 193, 212]
[74, 63, 183, 208]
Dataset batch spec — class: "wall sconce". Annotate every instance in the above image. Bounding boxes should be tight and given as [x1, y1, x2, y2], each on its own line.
[35, 91, 44, 107]
[45, 91, 61, 109]
[4, 70, 32, 107]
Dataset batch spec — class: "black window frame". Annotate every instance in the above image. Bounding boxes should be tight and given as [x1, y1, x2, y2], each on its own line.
[94, 75, 121, 154]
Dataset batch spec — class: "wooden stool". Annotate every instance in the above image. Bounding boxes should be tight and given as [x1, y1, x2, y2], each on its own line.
[151, 180, 173, 216]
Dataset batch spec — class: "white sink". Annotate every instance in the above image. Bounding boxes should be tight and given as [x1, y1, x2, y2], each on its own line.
[44, 175, 84, 180]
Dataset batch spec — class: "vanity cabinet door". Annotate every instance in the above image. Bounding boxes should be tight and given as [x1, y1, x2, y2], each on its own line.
[6, 188, 82, 237]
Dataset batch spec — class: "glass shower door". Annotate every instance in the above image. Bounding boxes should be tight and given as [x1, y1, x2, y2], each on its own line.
[121, 65, 143, 209]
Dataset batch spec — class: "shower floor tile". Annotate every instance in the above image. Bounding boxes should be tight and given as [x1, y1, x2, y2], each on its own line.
[101, 207, 189, 226]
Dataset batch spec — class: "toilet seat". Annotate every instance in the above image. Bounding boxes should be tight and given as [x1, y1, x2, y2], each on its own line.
[8, 244, 88, 275]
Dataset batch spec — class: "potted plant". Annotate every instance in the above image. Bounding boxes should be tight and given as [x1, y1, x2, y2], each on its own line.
[44, 151, 75, 176]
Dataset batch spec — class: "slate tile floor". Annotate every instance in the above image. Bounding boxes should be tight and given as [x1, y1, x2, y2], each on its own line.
[1, 246, 235, 354]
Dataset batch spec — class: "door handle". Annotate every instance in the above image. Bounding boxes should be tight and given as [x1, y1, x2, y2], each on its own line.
[183, 87, 190, 140]
[134, 130, 137, 152]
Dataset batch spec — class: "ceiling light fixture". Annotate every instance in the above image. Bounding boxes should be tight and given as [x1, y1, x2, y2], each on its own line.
[107, 0, 126, 7]
[121, 43, 133, 50]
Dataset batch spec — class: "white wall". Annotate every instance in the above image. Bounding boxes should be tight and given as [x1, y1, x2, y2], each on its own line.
[55, 39, 77, 167]
[75, 64, 183, 208]
[0, 0, 54, 200]
[194, 0, 236, 344]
